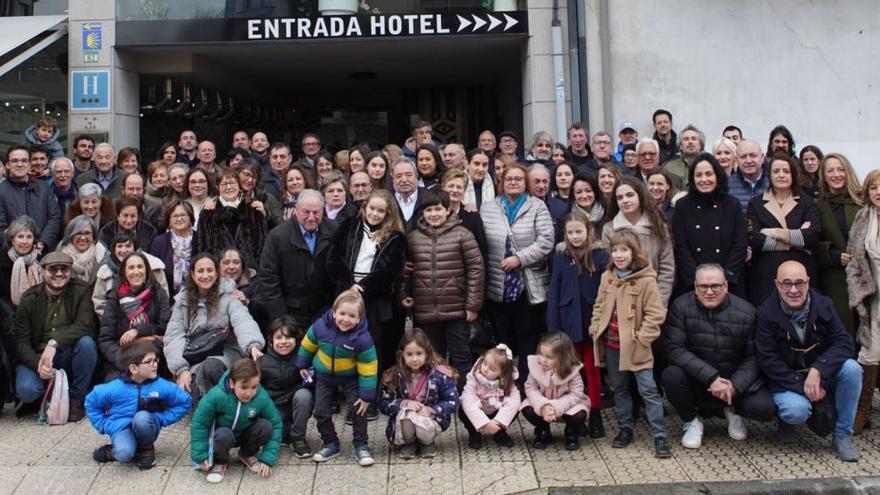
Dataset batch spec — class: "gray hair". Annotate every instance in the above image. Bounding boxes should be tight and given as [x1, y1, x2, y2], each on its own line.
[637, 138, 660, 154]
[679, 124, 706, 149]
[530, 131, 555, 150]
[5, 215, 40, 245]
[591, 131, 612, 144]
[94, 142, 114, 155]
[321, 170, 347, 190]
[392, 156, 417, 176]
[48, 156, 74, 174]
[695, 263, 726, 281]
[529, 163, 551, 178]
[297, 188, 325, 207]
[62, 214, 98, 247]
[167, 162, 190, 177]
[79, 182, 103, 199]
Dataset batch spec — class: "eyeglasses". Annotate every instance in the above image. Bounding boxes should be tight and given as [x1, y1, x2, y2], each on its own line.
[189, 179, 208, 185]
[638, 152, 657, 157]
[46, 265, 70, 274]
[776, 279, 808, 291]
[504, 176, 525, 183]
[72, 231, 93, 239]
[219, 181, 238, 188]
[695, 283, 726, 293]
[593, 141, 612, 146]
[8, 158, 29, 164]
[139, 358, 158, 366]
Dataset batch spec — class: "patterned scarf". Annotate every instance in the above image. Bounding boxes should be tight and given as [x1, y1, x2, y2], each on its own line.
[117, 282, 153, 328]
[170, 231, 193, 294]
[8, 248, 41, 305]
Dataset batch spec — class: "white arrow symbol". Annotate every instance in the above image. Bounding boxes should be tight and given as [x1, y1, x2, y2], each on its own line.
[457, 14, 472, 33]
[503, 13, 518, 31]
[471, 14, 487, 32]
[487, 14, 502, 31]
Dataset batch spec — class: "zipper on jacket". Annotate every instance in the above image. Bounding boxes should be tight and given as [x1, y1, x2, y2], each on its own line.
[231, 401, 242, 431]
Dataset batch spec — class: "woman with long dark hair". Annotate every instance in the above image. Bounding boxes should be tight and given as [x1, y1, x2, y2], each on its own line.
[799, 145, 824, 199]
[163, 253, 264, 398]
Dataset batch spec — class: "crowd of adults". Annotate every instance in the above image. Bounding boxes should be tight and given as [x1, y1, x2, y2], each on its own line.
[0, 111, 878, 463]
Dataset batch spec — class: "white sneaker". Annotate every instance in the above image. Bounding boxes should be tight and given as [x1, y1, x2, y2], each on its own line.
[724, 407, 748, 440]
[681, 417, 703, 449]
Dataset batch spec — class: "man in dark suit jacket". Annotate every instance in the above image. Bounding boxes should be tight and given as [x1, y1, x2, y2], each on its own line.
[391, 157, 424, 232]
[257, 189, 337, 328]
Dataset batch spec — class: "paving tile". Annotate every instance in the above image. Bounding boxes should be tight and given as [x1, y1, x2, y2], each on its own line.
[0, 467, 28, 495]
[389, 462, 462, 495]
[0, 417, 78, 466]
[748, 453, 838, 480]
[313, 462, 388, 495]
[534, 460, 614, 487]
[461, 460, 538, 495]
[12, 465, 100, 495]
[675, 454, 765, 482]
[238, 464, 316, 494]
[162, 465, 244, 494]
[456, 416, 531, 462]
[605, 456, 690, 484]
[594, 423, 665, 460]
[89, 465, 174, 494]
[35, 420, 110, 466]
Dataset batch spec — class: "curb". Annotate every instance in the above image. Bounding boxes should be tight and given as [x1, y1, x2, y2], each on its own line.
[519, 476, 880, 494]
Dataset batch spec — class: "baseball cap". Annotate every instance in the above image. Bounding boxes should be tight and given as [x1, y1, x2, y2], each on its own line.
[618, 121, 637, 133]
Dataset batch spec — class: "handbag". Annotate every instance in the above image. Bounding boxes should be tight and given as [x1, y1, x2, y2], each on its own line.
[469, 310, 496, 353]
[38, 369, 69, 426]
[183, 327, 230, 365]
[806, 393, 836, 437]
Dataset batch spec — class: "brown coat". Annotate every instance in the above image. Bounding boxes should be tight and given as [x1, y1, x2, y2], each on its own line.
[846, 207, 878, 347]
[589, 266, 667, 372]
[405, 215, 484, 323]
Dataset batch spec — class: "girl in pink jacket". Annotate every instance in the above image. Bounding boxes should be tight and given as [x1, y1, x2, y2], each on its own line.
[458, 344, 521, 449]
[520, 332, 590, 451]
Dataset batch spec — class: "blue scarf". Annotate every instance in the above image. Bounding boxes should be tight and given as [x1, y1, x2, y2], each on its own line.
[614, 268, 632, 279]
[501, 194, 528, 225]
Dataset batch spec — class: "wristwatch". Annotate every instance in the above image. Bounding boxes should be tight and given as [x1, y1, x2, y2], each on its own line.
[46, 339, 58, 349]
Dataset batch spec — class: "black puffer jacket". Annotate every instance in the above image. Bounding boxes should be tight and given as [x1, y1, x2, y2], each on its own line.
[257, 347, 305, 406]
[664, 292, 762, 394]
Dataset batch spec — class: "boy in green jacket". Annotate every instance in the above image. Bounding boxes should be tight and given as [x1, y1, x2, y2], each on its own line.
[190, 358, 283, 483]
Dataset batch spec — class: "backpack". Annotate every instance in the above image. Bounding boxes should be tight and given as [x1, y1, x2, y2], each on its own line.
[38, 369, 69, 425]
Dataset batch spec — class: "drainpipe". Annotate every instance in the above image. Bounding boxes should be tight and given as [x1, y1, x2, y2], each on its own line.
[551, 0, 567, 144]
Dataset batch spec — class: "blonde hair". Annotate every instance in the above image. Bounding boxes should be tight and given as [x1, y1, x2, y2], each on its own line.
[861, 169, 880, 207]
[538, 332, 580, 378]
[359, 189, 404, 245]
[332, 288, 365, 317]
[819, 153, 862, 205]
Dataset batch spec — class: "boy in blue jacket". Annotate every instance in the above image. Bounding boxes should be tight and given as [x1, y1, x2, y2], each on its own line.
[86, 340, 192, 469]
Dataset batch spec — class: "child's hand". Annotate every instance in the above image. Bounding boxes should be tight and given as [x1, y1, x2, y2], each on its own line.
[416, 404, 433, 417]
[401, 297, 414, 309]
[353, 398, 370, 416]
[250, 346, 263, 360]
[199, 460, 211, 472]
[481, 421, 502, 435]
[541, 404, 557, 423]
[299, 369, 310, 380]
[466, 310, 478, 322]
[119, 329, 138, 347]
[256, 463, 272, 477]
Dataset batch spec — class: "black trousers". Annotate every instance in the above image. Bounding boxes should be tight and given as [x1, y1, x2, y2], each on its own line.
[521, 406, 586, 437]
[488, 299, 546, 383]
[213, 418, 273, 464]
[661, 364, 777, 423]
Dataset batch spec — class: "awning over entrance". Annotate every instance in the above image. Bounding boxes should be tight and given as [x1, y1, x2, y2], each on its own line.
[0, 15, 68, 78]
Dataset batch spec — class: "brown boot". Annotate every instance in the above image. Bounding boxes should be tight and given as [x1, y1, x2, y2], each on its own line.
[854, 364, 878, 434]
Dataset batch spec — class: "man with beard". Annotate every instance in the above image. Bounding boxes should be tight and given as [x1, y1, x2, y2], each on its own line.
[177, 129, 198, 166]
[565, 123, 591, 169]
[525, 132, 555, 167]
[71, 135, 95, 179]
[653, 109, 678, 164]
[662, 125, 703, 189]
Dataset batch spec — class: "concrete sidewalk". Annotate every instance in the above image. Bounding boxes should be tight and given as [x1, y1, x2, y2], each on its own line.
[1, 404, 880, 494]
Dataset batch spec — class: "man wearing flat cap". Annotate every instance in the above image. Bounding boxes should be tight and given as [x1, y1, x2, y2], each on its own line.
[13, 251, 96, 421]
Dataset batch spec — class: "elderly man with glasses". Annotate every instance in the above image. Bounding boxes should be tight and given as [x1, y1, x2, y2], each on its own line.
[755, 260, 861, 461]
[662, 264, 776, 450]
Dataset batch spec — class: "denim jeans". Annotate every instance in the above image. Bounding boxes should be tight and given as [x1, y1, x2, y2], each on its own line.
[772, 358, 862, 437]
[314, 380, 368, 447]
[110, 411, 161, 462]
[605, 347, 667, 438]
[15, 336, 98, 402]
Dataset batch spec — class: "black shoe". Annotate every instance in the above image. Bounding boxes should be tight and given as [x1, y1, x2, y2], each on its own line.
[467, 432, 483, 449]
[654, 437, 672, 458]
[136, 445, 156, 470]
[366, 405, 379, 422]
[532, 428, 552, 449]
[565, 435, 581, 451]
[68, 399, 85, 422]
[15, 400, 40, 418]
[493, 430, 514, 447]
[612, 427, 633, 448]
[345, 410, 354, 426]
[588, 410, 606, 439]
[332, 402, 341, 415]
[92, 445, 114, 463]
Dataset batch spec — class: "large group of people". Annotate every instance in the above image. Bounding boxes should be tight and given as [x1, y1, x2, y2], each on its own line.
[0, 112, 878, 483]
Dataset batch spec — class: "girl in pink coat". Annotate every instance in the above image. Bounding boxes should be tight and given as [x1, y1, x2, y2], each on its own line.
[459, 344, 521, 449]
[520, 332, 590, 451]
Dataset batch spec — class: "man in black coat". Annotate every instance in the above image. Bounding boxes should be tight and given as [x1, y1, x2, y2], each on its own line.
[257, 189, 337, 328]
[0, 145, 61, 249]
[662, 264, 776, 450]
[755, 261, 861, 462]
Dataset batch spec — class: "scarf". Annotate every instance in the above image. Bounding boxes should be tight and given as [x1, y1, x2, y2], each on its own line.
[117, 282, 153, 328]
[218, 195, 242, 209]
[8, 248, 41, 305]
[614, 268, 632, 279]
[574, 202, 605, 224]
[282, 194, 298, 221]
[52, 182, 77, 213]
[171, 231, 193, 294]
[501, 194, 528, 225]
[780, 293, 812, 343]
[61, 241, 106, 283]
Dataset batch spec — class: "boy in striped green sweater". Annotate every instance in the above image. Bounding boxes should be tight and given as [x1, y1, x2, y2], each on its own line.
[295, 289, 378, 466]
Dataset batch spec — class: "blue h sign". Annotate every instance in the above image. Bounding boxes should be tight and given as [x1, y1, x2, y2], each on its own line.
[70, 70, 110, 111]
